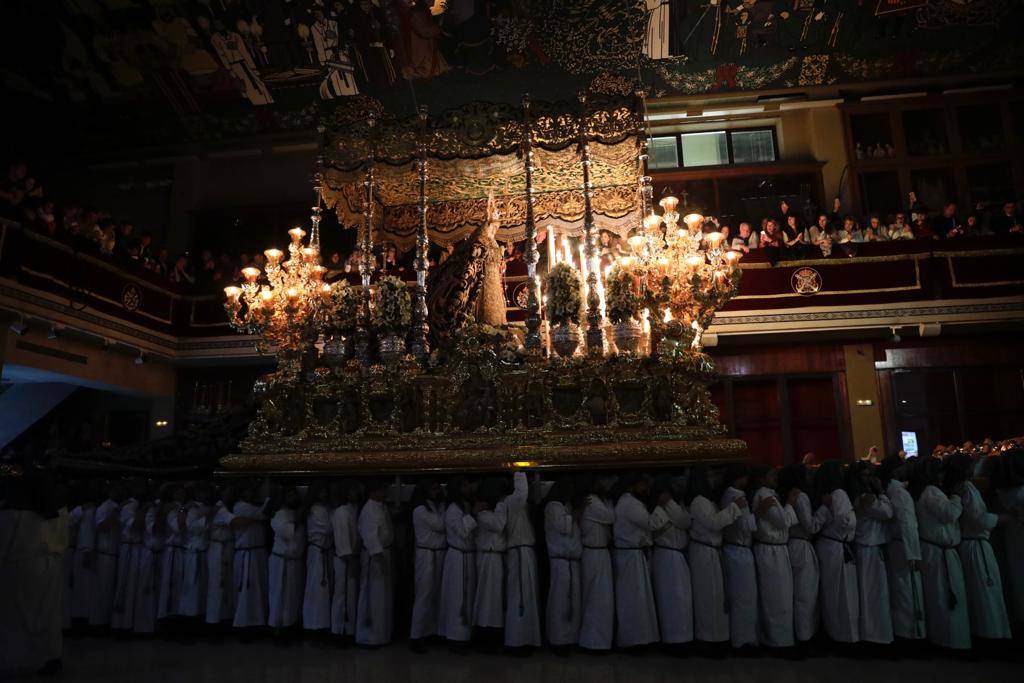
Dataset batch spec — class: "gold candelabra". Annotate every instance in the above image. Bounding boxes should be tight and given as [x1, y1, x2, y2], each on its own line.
[223, 226, 331, 372]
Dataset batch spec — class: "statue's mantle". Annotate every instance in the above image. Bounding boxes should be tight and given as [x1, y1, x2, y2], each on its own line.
[219, 351, 747, 474]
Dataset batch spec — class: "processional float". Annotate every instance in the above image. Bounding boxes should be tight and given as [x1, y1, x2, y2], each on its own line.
[220, 92, 746, 474]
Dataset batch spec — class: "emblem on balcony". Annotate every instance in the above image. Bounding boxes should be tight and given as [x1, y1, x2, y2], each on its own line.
[791, 267, 822, 295]
[512, 282, 530, 309]
[121, 284, 141, 311]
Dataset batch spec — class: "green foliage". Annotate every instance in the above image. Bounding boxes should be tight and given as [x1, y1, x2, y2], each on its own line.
[545, 262, 584, 326]
[604, 265, 642, 324]
[371, 276, 411, 333]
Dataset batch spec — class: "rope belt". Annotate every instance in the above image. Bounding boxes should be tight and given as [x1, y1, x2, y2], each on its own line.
[961, 537, 995, 587]
[507, 545, 533, 618]
[233, 544, 265, 594]
[333, 553, 353, 625]
[921, 539, 959, 610]
[309, 542, 333, 589]
[853, 541, 888, 563]
[819, 534, 856, 564]
[449, 546, 474, 625]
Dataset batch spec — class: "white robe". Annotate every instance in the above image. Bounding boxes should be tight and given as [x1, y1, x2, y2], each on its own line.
[687, 495, 742, 643]
[579, 495, 615, 650]
[158, 508, 187, 619]
[180, 503, 211, 617]
[206, 503, 235, 624]
[90, 499, 121, 626]
[70, 504, 96, 622]
[268, 508, 306, 628]
[232, 500, 268, 628]
[63, 508, 80, 629]
[854, 494, 894, 643]
[0, 510, 53, 675]
[474, 504, 507, 629]
[356, 499, 394, 646]
[111, 498, 142, 630]
[134, 505, 164, 634]
[752, 487, 797, 647]
[410, 502, 446, 640]
[916, 485, 970, 649]
[651, 499, 693, 644]
[721, 486, 757, 647]
[789, 492, 828, 642]
[439, 503, 477, 641]
[39, 510, 67, 665]
[958, 481, 1011, 639]
[503, 472, 541, 647]
[303, 503, 333, 630]
[330, 503, 359, 636]
[816, 489, 859, 643]
[886, 480, 926, 640]
[545, 501, 582, 646]
[613, 492, 667, 647]
[997, 486, 1024, 623]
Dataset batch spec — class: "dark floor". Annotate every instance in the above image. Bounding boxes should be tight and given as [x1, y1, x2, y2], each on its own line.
[40, 635, 1019, 683]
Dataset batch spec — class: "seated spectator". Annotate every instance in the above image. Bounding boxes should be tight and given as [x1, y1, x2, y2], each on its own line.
[761, 218, 783, 265]
[382, 243, 406, 278]
[170, 255, 195, 285]
[990, 201, 1021, 235]
[151, 247, 171, 277]
[888, 212, 914, 240]
[730, 221, 759, 253]
[719, 225, 731, 246]
[19, 176, 45, 224]
[198, 249, 218, 287]
[34, 199, 58, 237]
[933, 202, 959, 238]
[116, 221, 137, 259]
[963, 212, 988, 237]
[137, 232, 154, 264]
[808, 214, 833, 256]
[865, 215, 886, 241]
[95, 219, 117, 256]
[325, 251, 345, 280]
[782, 214, 808, 259]
[911, 210, 937, 239]
[62, 205, 82, 239]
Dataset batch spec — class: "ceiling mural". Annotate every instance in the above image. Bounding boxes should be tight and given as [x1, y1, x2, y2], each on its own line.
[0, 0, 1018, 149]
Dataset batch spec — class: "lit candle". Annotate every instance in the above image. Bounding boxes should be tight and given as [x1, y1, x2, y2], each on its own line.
[301, 247, 317, 262]
[643, 212, 663, 233]
[724, 250, 740, 265]
[288, 227, 306, 243]
[312, 265, 327, 280]
[659, 195, 679, 213]
[578, 244, 587, 280]
[707, 231, 724, 248]
[619, 256, 634, 267]
[562, 236, 573, 266]
[286, 287, 299, 300]
[260, 288, 274, 302]
[320, 283, 332, 298]
[223, 285, 241, 301]
[683, 213, 704, 231]
[264, 248, 283, 265]
[242, 267, 261, 282]
[686, 254, 703, 269]
[663, 308, 672, 323]
[546, 225, 556, 272]
[628, 234, 645, 251]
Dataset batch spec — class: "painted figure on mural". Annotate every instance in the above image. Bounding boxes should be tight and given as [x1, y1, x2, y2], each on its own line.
[645, 0, 672, 59]
[312, 7, 360, 98]
[349, 0, 398, 88]
[209, 19, 275, 105]
[401, 0, 448, 79]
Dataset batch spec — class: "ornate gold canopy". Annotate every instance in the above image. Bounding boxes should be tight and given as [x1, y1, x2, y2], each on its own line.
[317, 95, 644, 250]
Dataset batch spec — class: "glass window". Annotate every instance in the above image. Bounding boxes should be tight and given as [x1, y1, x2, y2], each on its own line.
[957, 105, 1004, 153]
[681, 131, 729, 167]
[850, 113, 895, 159]
[731, 129, 776, 164]
[902, 109, 949, 156]
[649, 136, 679, 169]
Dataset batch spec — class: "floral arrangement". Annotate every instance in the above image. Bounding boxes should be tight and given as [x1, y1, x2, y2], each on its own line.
[545, 262, 583, 326]
[604, 265, 642, 324]
[328, 280, 359, 333]
[371, 275, 411, 334]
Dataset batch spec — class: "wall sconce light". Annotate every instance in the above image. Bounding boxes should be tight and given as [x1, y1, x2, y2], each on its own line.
[855, 399, 874, 407]
[154, 419, 169, 428]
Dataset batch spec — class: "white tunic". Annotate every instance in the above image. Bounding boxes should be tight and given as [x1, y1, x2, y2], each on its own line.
[206, 503, 235, 624]
[63, 507, 80, 628]
[70, 504, 96, 621]
[439, 503, 477, 641]
[545, 501, 582, 646]
[180, 503, 211, 617]
[854, 494, 894, 643]
[158, 508, 187, 619]
[90, 499, 121, 626]
[410, 502, 446, 639]
[503, 472, 541, 647]
[303, 503, 333, 630]
[885, 480, 925, 639]
[816, 489, 859, 642]
[39, 510, 67, 665]
[958, 481, 1011, 639]
[111, 498, 142, 630]
[752, 487, 797, 647]
[0, 510, 51, 675]
[474, 504, 507, 629]
[356, 499, 394, 645]
[613, 492, 667, 647]
[789, 491, 828, 642]
[721, 486, 757, 647]
[916, 485, 970, 649]
[579, 495, 615, 650]
[134, 504, 164, 633]
[330, 503, 360, 636]
[268, 508, 306, 628]
[687, 495, 742, 643]
[651, 499, 693, 644]
[232, 500, 268, 628]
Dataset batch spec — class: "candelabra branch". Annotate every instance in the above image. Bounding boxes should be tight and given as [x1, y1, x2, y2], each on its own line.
[356, 113, 376, 365]
[578, 90, 604, 357]
[410, 105, 431, 360]
[521, 93, 543, 355]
